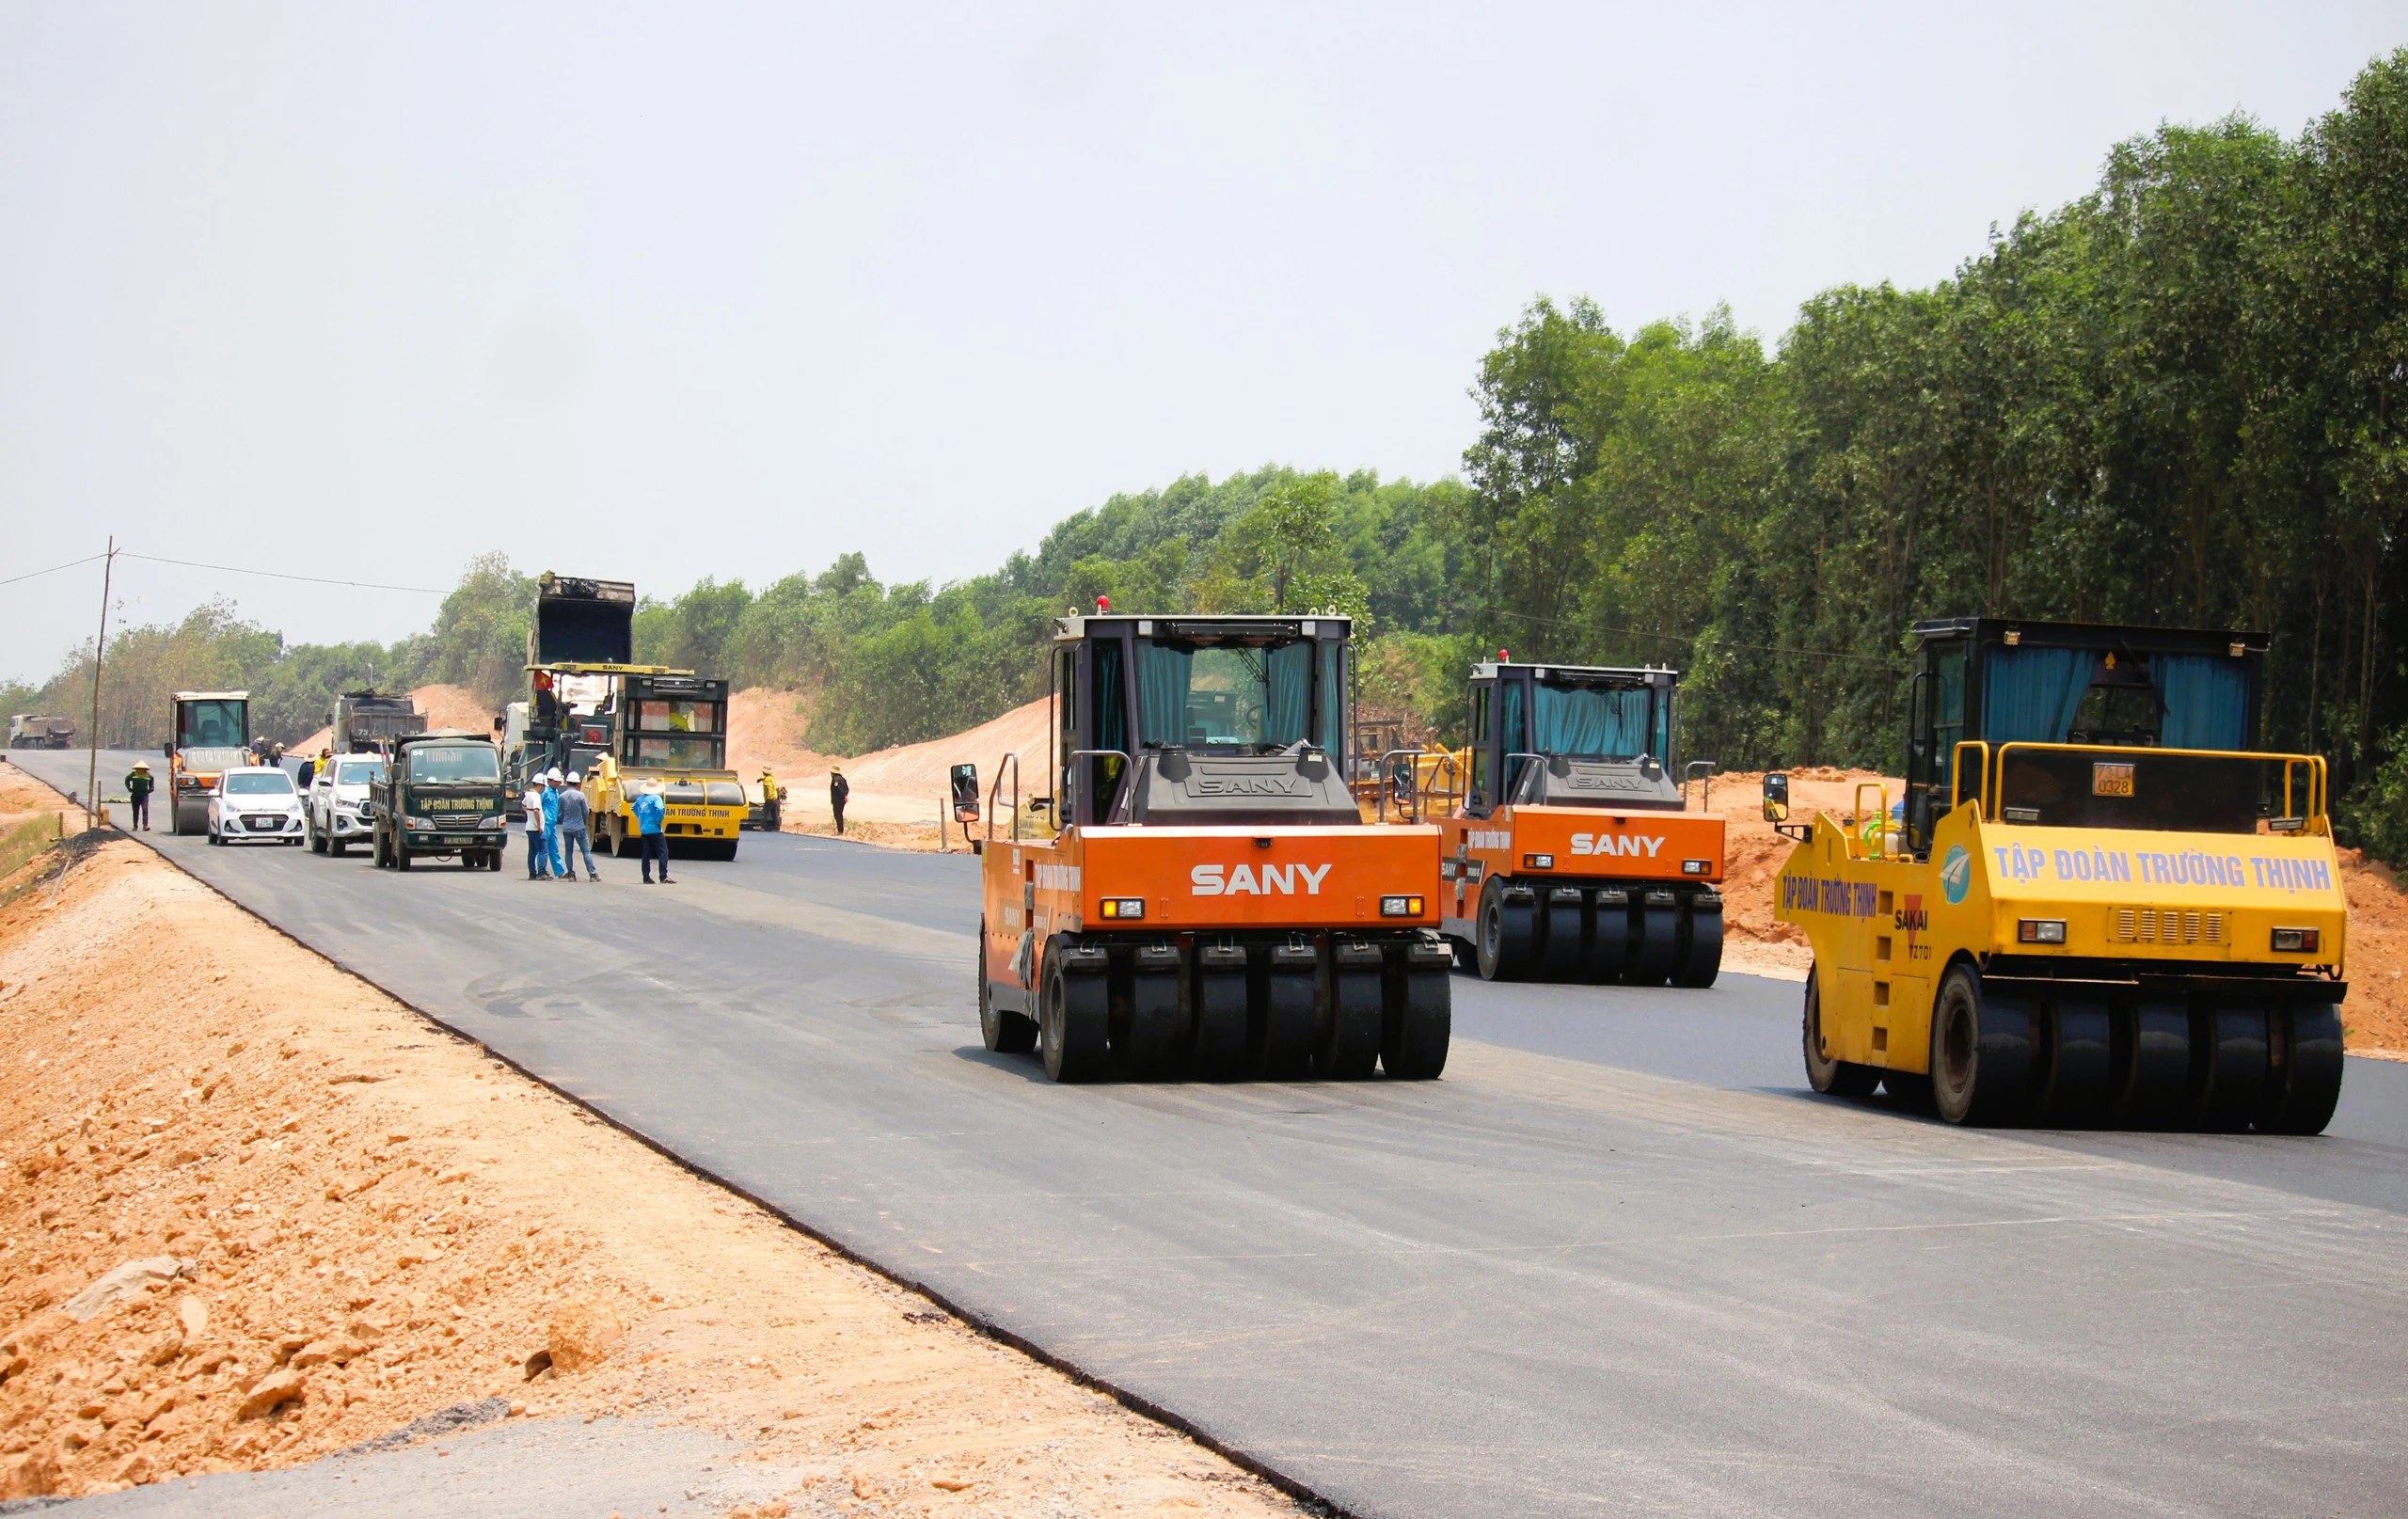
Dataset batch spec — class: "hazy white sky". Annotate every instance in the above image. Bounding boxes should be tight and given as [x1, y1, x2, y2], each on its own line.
[4, 2, 2400, 683]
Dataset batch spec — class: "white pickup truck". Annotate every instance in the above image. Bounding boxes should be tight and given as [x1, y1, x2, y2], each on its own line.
[305, 753, 388, 857]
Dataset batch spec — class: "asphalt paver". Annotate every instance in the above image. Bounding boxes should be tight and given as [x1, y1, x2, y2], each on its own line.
[16, 749, 2408, 1518]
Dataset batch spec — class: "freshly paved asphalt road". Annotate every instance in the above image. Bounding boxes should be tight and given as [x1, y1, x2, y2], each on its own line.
[19, 749, 2408, 1518]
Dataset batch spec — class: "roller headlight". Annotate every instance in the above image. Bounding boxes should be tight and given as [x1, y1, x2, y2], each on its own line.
[2272, 927, 2320, 953]
[2018, 919, 2067, 944]
[1098, 897, 1145, 920]
[1523, 853, 1554, 870]
[1380, 894, 1426, 918]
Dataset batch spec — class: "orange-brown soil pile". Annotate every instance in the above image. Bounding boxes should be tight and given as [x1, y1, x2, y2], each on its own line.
[0, 837, 1304, 1511]
[2337, 849, 2407, 1057]
[726, 692, 1047, 853]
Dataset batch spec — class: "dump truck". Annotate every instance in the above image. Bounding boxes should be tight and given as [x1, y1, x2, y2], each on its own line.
[369, 730, 508, 871]
[7, 715, 76, 750]
[510, 574, 746, 858]
[974, 610, 1451, 1083]
[164, 690, 250, 835]
[1773, 618, 2347, 1132]
[330, 691, 425, 753]
[1431, 661, 1724, 985]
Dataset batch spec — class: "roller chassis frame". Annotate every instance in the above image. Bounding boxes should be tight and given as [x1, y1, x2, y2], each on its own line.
[983, 926, 1452, 1084]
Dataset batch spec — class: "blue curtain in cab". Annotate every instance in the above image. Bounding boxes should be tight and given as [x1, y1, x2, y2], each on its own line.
[2152, 654, 2248, 751]
[1982, 647, 2098, 743]
[1502, 679, 1529, 795]
[1266, 643, 1312, 745]
[1136, 643, 1193, 745]
[1531, 686, 1654, 757]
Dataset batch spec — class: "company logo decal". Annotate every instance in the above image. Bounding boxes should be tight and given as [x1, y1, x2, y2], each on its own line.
[1191, 862, 1333, 896]
[1941, 846, 1972, 904]
[1193, 776, 1307, 797]
[1782, 876, 1880, 917]
[1571, 833, 1665, 858]
[1036, 863, 1081, 893]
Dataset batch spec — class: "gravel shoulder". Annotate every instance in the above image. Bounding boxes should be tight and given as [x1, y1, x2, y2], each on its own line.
[0, 812, 1304, 1516]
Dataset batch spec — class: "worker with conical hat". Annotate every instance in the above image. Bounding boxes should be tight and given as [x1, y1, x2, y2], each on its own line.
[758, 767, 784, 832]
[124, 760, 155, 832]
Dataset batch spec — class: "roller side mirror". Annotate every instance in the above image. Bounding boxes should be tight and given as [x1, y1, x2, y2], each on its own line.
[949, 762, 980, 822]
[1763, 771, 1790, 823]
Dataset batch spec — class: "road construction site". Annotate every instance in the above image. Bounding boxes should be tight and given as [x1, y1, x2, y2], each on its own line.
[9, 743, 2408, 1518]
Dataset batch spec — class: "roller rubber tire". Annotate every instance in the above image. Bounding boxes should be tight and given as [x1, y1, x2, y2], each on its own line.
[2258, 1004, 2344, 1135]
[1322, 958, 1384, 1079]
[2033, 996, 2114, 1128]
[1380, 960, 1450, 1080]
[976, 923, 1038, 1054]
[1584, 894, 1629, 985]
[1930, 967, 2034, 1126]
[1257, 956, 1318, 1079]
[2111, 999, 2191, 1129]
[1879, 1069, 1935, 1113]
[1538, 893, 1582, 981]
[1671, 894, 1723, 989]
[2187, 1005, 2269, 1131]
[1476, 881, 1533, 983]
[1118, 956, 1187, 1077]
[1039, 956, 1108, 1083]
[1192, 954, 1249, 1080]
[1802, 969, 1878, 1098]
[1631, 894, 1680, 987]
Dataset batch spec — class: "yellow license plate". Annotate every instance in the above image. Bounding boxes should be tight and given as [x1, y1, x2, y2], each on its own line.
[2093, 762, 2134, 797]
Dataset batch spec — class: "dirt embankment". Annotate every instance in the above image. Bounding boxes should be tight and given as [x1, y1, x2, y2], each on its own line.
[726, 692, 1048, 853]
[0, 831, 1306, 1511]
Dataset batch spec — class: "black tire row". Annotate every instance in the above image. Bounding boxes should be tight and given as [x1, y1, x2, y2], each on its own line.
[1806, 964, 2345, 1133]
[985, 930, 1452, 1084]
[1474, 878, 1722, 987]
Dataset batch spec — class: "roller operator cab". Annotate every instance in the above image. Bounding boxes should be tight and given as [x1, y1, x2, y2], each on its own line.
[1437, 662, 1725, 986]
[1775, 618, 2348, 1132]
[164, 691, 250, 836]
[974, 613, 1451, 1084]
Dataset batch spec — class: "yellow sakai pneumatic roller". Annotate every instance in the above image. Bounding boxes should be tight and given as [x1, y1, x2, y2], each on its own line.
[1773, 618, 2347, 1132]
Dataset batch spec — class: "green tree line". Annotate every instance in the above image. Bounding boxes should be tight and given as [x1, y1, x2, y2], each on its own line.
[8, 51, 2402, 860]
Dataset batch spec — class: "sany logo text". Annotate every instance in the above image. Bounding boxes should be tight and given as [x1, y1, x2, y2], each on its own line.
[1571, 833, 1665, 858]
[1191, 862, 1334, 896]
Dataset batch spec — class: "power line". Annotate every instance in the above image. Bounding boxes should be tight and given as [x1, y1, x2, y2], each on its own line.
[118, 552, 444, 594]
[0, 551, 107, 588]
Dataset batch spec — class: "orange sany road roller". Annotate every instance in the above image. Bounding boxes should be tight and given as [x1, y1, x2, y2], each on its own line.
[1428, 658, 1725, 985]
[973, 609, 1450, 1083]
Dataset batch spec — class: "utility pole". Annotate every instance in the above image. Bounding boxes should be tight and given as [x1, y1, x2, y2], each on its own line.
[85, 537, 117, 829]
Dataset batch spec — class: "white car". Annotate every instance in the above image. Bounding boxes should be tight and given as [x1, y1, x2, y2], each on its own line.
[306, 753, 388, 857]
[208, 767, 306, 846]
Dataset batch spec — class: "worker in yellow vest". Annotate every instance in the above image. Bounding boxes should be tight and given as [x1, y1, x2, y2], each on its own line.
[759, 767, 784, 832]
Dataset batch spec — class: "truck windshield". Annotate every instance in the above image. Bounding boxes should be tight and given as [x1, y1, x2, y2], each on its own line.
[1135, 639, 1339, 753]
[335, 760, 386, 785]
[178, 701, 246, 749]
[407, 746, 500, 783]
[1531, 680, 1659, 759]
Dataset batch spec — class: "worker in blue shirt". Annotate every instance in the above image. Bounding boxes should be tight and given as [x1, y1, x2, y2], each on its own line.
[541, 767, 565, 878]
[632, 779, 673, 884]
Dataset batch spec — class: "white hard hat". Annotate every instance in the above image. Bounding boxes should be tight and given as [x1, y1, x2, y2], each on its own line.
[566, 769, 582, 784]
[546, 767, 563, 782]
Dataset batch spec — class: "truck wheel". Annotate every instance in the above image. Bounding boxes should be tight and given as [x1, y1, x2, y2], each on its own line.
[1039, 954, 1107, 1083]
[1803, 969, 1878, 1099]
[1929, 966, 2034, 1125]
[394, 841, 413, 871]
[976, 921, 1038, 1054]
[309, 820, 327, 854]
